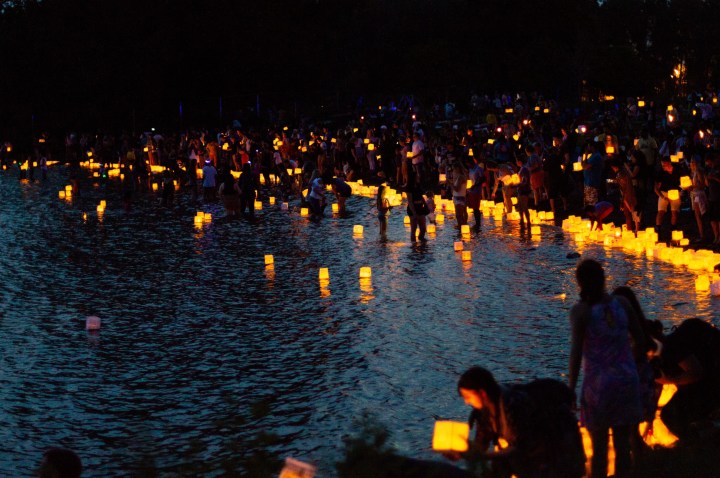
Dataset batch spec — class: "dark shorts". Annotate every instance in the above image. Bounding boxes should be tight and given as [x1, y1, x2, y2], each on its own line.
[466, 190, 481, 210]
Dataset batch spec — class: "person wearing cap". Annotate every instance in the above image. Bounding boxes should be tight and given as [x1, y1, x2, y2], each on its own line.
[202, 155, 218, 202]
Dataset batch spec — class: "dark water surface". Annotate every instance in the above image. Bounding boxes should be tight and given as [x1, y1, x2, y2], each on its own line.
[1, 169, 717, 476]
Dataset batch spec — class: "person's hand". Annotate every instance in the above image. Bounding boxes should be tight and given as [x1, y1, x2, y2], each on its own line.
[440, 451, 463, 462]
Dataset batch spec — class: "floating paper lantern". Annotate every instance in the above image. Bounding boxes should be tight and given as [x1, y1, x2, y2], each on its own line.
[696, 275, 710, 291]
[404, 216, 410, 226]
[152, 183, 158, 191]
[667, 190, 680, 201]
[454, 241, 464, 252]
[427, 224, 436, 233]
[460, 225, 470, 235]
[511, 197, 518, 205]
[462, 251, 471, 262]
[671, 231, 683, 242]
[353, 225, 364, 235]
[58, 191, 65, 199]
[670, 155, 679, 163]
[359, 267, 372, 279]
[679, 238, 689, 246]
[254, 201, 262, 210]
[319, 268, 329, 281]
[264, 255, 274, 266]
[85, 316, 101, 331]
[269, 196, 276, 205]
[436, 214, 445, 224]
[96, 205, 105, 213]
[432, 421, 469, 453]
[573, 162, 582, 171]
[300, 207, 309, 216]
[531, 226, 541, 235]
[545, 211, 554, 220]
[680, 176, 692, 189]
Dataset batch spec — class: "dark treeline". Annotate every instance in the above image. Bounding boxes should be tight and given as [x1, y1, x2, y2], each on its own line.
[1, 0, 720, 134]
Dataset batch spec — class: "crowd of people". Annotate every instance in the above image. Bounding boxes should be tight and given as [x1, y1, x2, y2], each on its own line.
[3, 92, 720, 477]
[2, 90, 720, 246]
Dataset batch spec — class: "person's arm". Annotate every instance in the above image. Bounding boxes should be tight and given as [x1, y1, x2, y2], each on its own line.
[568, 303, 586, 396]
[616, 295, 645, 361]
[407, 190, 418, 216]
[656, 354, 704, 385]
[655, 180, 665, 198]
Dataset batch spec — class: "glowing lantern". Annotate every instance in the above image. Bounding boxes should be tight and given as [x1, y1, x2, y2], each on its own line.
[85, 316, 101, 331]
[487, 138, 495, 145]
[543, 108, 550, 113]
[353, 225, 364, 235]
[454, 241, 464, 252]
[403, 216, 410, 226]
[671, 231, 683, 242]
[696, 275, 710, 291]
[573, 162, 582, 172]
[254, 201, 262, 210]
[427, 224, 436, 233]
[58, 191, 65, 199]
[96, 205, 105, 213]
[436, 214, 445, 223]
[143, 147, 149, 152]
[667, 190, 680, 201]
[680, 238, 690, 246]
[439, 173, 447, 182]
[406, 151, 413, 159]
[152, 183, 158, 191]
[638, 100, 645, 107]
[300, 207, 309, 216]
[468, 148, 474, 157]
[677, 151, 684, 159]
[511, 197, 518, 205]
[269, 196, 276, 205]
[319, 268, 329, 281]
[432, 421, 469, 453]
[462, 251, 472, 262]
[505, 108, 513, 113]
[531, 226, 541, 235]
[359, 267, 372, 279]
[680, 176, 692, 189]
[606, 146, 615, 154]
[367, 143, 375, 151]
[461, 225, 470, 235]
[293, 168, 302, 175]
[279, 457, 316, 478]
[264, 255, 274, 266]
[670, 155, 679, 163]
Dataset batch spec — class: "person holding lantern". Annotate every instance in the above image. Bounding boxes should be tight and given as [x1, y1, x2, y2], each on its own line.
[568, 259, 644, 478]
[452, 366, 585, 478]
[654, 156, 682, 233]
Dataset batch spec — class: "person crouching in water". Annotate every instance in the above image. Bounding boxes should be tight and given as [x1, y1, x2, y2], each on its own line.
[329, 174, 352, 216]
[307, 170, 326, 219]
[450, 366, 585, 478]
[585, 200, 614, 231]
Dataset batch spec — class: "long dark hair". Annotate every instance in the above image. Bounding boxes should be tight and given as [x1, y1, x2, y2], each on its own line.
[457, 366, 500, 404]
[576, 259, 605, 304]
